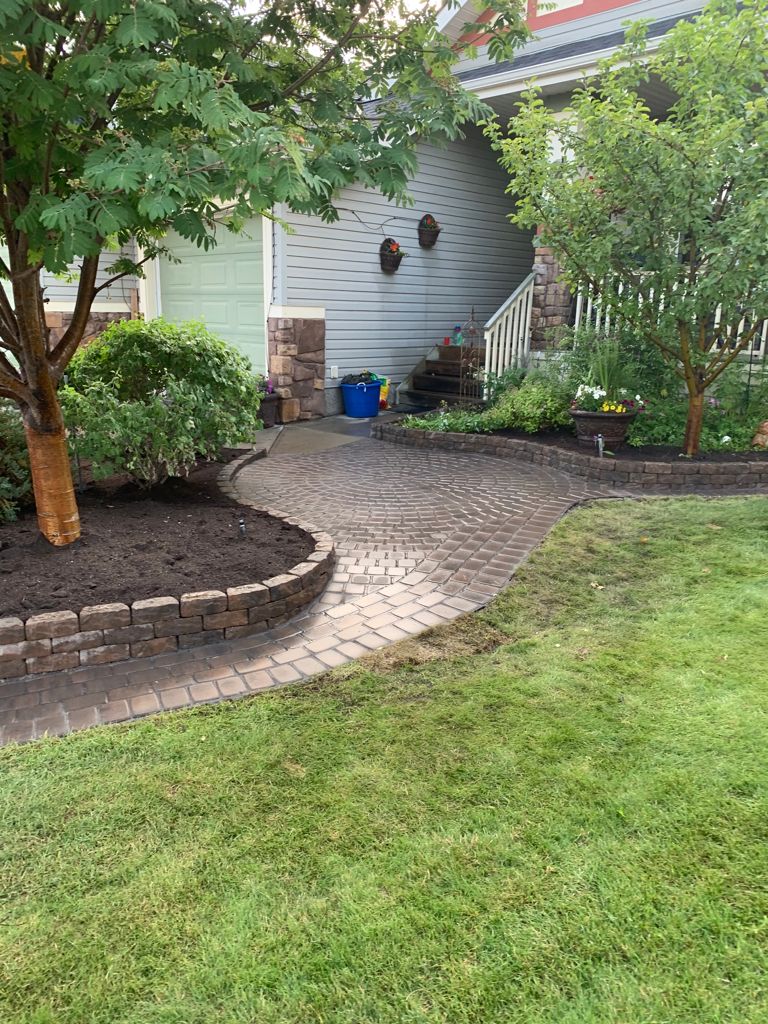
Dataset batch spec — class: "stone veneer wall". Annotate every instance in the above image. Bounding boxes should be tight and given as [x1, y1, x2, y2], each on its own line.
[530, 241, 574, 350]
[267, 316, 326, 422]
[45, 310, 130, 348]
[372, 421, 768, 492]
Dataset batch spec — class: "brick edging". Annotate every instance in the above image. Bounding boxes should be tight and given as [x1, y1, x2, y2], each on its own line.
[0, 454, 334, 683]
[371, 421, 768, 491]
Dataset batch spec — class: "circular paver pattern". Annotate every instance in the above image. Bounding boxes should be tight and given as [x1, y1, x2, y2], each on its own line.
[0, 437, 617, 745]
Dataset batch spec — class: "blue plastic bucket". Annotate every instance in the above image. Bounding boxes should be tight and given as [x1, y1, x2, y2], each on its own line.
[341, 381, 381, 418]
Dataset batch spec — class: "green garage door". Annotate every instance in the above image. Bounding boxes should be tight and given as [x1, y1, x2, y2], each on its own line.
[158, 220, 266, 371]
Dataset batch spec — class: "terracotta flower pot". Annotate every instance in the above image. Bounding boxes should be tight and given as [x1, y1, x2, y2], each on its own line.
[418, 225, 441, 248]
[570, 409, 637, 450]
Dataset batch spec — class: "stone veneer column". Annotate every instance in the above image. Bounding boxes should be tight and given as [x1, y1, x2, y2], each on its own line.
[45, 310, 130, 349]
[530, 233, 574, 350]
[267, 316, 326, 422]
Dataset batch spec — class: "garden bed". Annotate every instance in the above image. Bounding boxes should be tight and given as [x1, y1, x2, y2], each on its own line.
[0, 454, 313, 617]
[493, 428, 768, 462]
[0, 454, 334, 682]
[372, 420, 768, 491]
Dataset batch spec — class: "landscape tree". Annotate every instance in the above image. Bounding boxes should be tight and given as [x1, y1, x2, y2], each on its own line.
[489, 0, 768, 456]
[0, 0, 527, 545]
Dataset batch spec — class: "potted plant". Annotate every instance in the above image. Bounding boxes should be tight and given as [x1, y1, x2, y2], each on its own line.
[417, 213, 441, 248]
[570, 388, 645, 449]
[258, 376, 279, 428]
[380, 237, 406, 272]
[570, 340, 644, 450]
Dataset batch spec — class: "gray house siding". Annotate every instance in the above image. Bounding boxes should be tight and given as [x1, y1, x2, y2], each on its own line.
[1, 245, 136, 311]
[41, 247, 138, 309]
[279, 125, 533, 387]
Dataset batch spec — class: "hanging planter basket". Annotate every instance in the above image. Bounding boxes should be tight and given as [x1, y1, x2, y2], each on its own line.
[380, 237, 405, 272]
[417, 214, 441, 248]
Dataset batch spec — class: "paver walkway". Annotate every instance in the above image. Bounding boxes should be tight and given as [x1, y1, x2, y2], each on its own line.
[0, 423, 618, 745]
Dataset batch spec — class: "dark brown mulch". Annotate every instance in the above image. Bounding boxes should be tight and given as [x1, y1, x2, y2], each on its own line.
[495, 429, 768, 462]
[0, 455, 313, 619]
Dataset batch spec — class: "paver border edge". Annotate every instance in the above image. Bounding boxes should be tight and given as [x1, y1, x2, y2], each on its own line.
[0, 452, 335, 684]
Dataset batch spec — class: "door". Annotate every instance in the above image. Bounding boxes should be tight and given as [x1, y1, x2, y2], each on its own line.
[158, 220, 266, 371]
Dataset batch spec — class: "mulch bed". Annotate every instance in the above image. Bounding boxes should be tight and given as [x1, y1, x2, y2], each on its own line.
[0, 454, 313, 619]
[495, 428, 768, 462]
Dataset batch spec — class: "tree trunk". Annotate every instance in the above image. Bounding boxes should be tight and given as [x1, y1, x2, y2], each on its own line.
[8, 253, 87, 546]
[24, 418, 81, 546]
[683, 390, 705, 457]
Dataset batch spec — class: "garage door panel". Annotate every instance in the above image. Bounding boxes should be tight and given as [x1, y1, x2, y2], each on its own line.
[158, 220, 266, 371]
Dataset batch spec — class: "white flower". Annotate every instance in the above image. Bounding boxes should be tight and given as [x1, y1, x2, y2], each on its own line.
[635, 394, 642, 402]
[721, 435, 732, 444]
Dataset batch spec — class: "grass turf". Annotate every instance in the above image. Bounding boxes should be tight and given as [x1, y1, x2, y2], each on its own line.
[1, 496, 767, 1024]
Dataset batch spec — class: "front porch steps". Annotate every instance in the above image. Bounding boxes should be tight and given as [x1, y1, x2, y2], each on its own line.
[401, 344, 485, 407]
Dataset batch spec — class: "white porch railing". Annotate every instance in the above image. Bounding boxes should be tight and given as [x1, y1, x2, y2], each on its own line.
[574, 282, 768, 362]
[483, 272, 535, 385]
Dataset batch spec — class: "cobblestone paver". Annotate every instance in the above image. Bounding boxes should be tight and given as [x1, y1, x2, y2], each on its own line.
[0, 437, 617, 745]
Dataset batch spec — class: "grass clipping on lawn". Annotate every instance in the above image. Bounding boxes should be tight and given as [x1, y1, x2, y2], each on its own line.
[2, 497, 768, 1024]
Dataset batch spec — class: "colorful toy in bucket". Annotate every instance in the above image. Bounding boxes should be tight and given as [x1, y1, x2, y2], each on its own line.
[340, 371, 382, 418]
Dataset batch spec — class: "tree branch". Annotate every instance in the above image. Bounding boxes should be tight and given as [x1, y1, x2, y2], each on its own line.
[49, 255, 100, 377]
[92, 253, 154, 296]
[253, 1, 373, 111]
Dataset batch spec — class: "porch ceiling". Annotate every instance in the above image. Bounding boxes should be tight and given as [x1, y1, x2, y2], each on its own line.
[486, 72, 677, 122]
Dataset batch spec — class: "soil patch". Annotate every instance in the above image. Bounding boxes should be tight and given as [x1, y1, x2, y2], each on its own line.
[0, 456, 313, 619]
[495, 428, 768, 462]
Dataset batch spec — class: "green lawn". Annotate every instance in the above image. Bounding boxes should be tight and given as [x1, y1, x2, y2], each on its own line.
[2, 497, 768, 1024]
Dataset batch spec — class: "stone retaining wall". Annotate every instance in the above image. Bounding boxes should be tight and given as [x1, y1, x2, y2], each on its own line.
[0, 463, 334, 683]
[372, 421, 768, 491]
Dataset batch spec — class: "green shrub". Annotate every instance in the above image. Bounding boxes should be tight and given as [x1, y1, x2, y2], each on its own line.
[0, 401, 32, 521]
[483, 373, 573, 433]
[628, 364, 768, 451]
[484, 364, 527, 405]
[61, 319, 263, 487]
[401, 405, 491, 434]
[629, 399, 760, 452]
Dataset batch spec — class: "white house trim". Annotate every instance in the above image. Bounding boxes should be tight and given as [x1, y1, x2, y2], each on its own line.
[136, 249, 161, 320]
[465, 34, 666, 101]
[268, 305, 325, 320]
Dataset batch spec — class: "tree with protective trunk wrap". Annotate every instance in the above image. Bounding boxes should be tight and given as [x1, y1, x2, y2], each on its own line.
[488, 0, 768, 457]
[0, 0, 527, 546]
